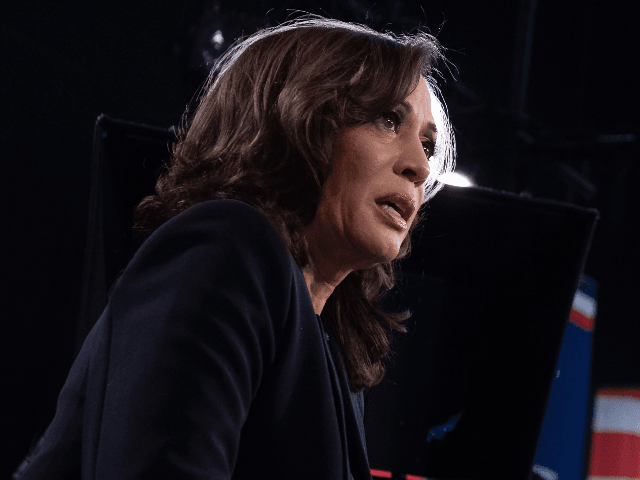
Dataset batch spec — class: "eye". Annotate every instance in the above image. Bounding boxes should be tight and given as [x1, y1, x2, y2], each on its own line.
[378, 111, 401, 133]
[422, 140, 435, 159]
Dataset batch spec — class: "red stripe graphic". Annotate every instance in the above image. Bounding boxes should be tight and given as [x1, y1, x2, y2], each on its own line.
[371, 469, 393, 478]
[589, 431, 640, 478]
[598, 388, 640, 401]
[569, 308, 594, 331]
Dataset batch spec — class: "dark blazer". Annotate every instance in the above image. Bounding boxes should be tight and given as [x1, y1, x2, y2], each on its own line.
[14, 199, 373, 480]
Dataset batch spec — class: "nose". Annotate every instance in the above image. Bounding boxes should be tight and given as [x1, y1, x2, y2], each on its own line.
[395, 137, 431, 186]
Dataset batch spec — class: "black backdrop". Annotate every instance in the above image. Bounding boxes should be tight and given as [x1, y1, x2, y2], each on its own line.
[2, 0, 634, 477]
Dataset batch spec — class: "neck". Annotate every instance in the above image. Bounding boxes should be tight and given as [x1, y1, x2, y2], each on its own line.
[302, 252, 351, 315]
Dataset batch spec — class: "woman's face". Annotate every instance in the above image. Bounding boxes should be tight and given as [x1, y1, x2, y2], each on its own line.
[307, 77, 436, 271]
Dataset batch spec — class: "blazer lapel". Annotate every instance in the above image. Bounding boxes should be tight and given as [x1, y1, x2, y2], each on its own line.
[324, 326, 373, 480]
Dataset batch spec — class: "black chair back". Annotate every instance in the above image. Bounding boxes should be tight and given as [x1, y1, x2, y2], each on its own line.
[76, 114, 175, 351]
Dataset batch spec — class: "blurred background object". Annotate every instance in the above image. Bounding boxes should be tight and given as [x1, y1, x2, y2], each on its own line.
[587, 388, 640, 479]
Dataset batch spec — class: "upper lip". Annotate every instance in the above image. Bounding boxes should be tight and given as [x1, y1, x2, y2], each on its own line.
[375, 193, 416, 222]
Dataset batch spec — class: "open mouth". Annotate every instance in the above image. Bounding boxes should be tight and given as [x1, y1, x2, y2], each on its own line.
[374, 193, 415, 222]
[377, 201, 404, 218]
[375, 200, 408, 230]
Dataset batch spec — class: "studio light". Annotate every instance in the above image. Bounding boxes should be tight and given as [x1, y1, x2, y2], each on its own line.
[437, 172, 475, 187]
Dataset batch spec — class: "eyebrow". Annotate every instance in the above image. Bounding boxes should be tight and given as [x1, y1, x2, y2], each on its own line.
[398, 100, 438, 142]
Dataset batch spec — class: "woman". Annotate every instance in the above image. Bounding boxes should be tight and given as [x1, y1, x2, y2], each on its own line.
[15, 15, 455, 480]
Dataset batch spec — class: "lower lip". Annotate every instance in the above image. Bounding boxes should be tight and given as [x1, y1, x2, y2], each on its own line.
[376, 203, 408, 230]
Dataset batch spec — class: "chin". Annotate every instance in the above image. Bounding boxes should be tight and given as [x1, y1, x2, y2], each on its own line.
[349, 213, 407, 268]
[358, 236, 403, 267]
[372, 249, 397, 265]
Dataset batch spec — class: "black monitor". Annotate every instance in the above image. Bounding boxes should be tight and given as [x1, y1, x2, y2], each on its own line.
[366, 184, 598, 480]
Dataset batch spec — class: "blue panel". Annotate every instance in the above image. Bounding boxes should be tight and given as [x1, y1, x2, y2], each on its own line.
[532, 274, 596, 480]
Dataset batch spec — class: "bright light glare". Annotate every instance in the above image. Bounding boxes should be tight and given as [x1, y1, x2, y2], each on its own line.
[212, 30, 225, 50]
[437, 172, 474, 187]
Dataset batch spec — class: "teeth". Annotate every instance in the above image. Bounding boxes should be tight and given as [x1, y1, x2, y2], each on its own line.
[383, 204, 402, 218]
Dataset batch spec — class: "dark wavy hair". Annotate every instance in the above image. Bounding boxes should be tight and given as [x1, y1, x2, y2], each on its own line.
[134, 15, 456, 391]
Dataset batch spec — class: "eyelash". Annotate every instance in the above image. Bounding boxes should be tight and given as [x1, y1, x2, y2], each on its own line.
[380, 111, 402, 133]
[422, 140, 435, 159]
[379, 111, 435, 159]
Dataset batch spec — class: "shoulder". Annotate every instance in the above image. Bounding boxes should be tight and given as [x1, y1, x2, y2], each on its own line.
[157, 198, 282, 246]
[117, 198, 296, 300]
[107, 197, 302, 344]
[143, 198, 289, 265]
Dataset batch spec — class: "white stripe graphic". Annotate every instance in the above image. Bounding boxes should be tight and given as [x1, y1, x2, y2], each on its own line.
[573, 291, 597, 318]
[593, 397, 640, 436]
[532, 465, 558, 480]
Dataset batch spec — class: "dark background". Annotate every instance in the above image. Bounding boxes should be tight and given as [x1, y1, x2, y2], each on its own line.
[2, 0, 637, 477]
